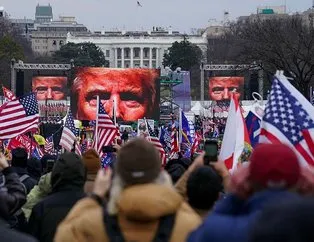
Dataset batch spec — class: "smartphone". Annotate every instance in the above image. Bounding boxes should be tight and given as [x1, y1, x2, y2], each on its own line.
[204, 139, 218, 165]
[102, 146, 117, 153]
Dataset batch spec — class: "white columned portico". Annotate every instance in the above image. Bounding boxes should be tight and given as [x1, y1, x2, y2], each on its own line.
[121, 47, 125, 68]
[130, 48, 134, 68]
[140, 47, 144, 67]
[114, 48, 118, 67]
[149, 48, 153, 68]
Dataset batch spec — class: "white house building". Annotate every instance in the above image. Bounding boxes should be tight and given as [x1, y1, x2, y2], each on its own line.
[66, 28, 208, 68]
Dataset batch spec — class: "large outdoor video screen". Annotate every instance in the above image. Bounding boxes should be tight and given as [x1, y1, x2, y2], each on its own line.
[71, 67, 160, 122]
[32, 76, 68, 101]
[207, 76, 244, 101]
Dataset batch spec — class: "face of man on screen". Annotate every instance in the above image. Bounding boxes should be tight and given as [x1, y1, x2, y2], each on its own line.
[74, 68, 157, 121]
[32, 77, 67, 100]
[209, 77, 243, 101]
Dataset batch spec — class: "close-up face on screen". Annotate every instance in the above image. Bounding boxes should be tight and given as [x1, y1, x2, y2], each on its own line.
[208, 76, 244, 101]
[32, 76, 68, 101]
[71, 67, 160, 122]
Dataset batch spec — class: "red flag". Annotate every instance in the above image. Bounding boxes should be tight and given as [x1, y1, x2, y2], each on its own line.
[170, 120, 179, 158]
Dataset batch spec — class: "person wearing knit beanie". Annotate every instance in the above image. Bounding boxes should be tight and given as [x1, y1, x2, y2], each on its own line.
[82, 149, 101, 193]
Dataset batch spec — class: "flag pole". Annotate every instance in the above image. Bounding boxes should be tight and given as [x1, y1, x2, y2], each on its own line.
[179, 108, 182, 143]
[95, 96, 99, 152]
[144, 117, 151, 142]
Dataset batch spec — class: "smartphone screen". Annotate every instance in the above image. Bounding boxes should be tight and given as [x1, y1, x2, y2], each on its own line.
[204, 140, 218, 164]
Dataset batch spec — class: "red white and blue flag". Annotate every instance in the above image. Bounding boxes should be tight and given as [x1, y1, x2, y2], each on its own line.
[59, 110, 81, 155]
[260, 73, 314, 167]
[44, 136, 54, 154]
[145, 119, 167, 166]
[170, 120, 179, 158]
[2, 86, 16, 102]
[94, 98, 117, 155]
[0, 93, 39, 140]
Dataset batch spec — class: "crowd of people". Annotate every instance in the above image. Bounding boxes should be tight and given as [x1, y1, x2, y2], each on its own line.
[1, 139, 314, 242]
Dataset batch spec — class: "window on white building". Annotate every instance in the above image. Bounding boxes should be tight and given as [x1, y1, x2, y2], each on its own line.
[125, 49, 129, 58]
[134, 49, 140, 58]
[144, 49, 149, 58]
[106, 50, 110, 57]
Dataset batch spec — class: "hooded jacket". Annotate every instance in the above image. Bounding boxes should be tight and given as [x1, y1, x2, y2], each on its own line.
[187, 190, 301, 242]
[22, 173, 52, 220]
[27, 153, 86, 242]
[54, 171, 201, 242]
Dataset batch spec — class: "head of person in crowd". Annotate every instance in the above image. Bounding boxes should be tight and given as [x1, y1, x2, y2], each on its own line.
[229, 143, 301, 198]
[187, 166, 223, 218]
[82, 149, 101, 193]
[250, 198, 314, 242]
[72, 68, 159, 121]
[208, 76, 244, 101]
[51, 152, 86, 193]
[107, 138, 172, 214]
[32, 76, 67, 101]
[11, 148, 28, 168]
[164, 159, 187, 184]
[40, 155, 57, 174]
[27, 157, 42, 181]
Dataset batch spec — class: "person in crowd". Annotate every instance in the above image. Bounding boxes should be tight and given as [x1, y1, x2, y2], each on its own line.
[121, 129, 129, 144]
[82, 149, 100, 193]
[22, 173, 52, 221]
[186, 166, 223, 219]
[27, 157, 42, 182]
[165, 159, 187, 184]
[249, 198, 314, 242]
[28, 153, 86, 242]
[72, 68, 159, 121]
[0, 153, 38, 242]
[32, 76, 67, 101]
[11, 148, 38, 194]
[55, 138, 201, 242]
[187, 144, 304, 242]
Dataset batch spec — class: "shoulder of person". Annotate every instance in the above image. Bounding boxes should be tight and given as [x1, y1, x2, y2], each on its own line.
[55, 198, 106, 242]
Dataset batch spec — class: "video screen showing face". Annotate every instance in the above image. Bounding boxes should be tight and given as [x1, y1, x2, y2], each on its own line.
[208, 76, 244, 101]
[71, 67, 160, 122]
[32, 76, 68, 101]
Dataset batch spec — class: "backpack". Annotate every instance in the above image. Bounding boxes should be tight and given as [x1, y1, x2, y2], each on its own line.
[103, 210, 176, 242]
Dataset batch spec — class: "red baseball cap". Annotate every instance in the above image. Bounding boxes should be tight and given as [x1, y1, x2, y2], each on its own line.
[249, 144, 300, 189]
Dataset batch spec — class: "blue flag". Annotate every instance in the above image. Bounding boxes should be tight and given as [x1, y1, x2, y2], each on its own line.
[181, 111, 192, 144]
[246, 111, 261, 148]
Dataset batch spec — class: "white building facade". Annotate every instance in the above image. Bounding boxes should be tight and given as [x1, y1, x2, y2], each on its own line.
[66, 30, 208, 68]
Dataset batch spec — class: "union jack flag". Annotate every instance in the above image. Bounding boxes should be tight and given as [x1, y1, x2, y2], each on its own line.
[260, 73, 314, 166]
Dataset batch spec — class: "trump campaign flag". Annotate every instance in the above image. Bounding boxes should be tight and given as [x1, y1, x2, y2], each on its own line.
[219, 94, 251, 170]
[260, 72, 314, 166]
[246, 111, 262, 148]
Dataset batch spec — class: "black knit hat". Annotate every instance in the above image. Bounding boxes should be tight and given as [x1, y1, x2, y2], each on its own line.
[11, 148, 28, 168]
[116, 138, 161, 185]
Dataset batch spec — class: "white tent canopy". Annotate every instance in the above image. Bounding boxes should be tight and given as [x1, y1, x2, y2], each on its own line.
[191, 101, 204, 116]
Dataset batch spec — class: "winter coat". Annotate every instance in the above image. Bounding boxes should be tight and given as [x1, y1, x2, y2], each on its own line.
[12, 167, 37, 194]
[187, 190, 301, 242]
[27, 153, 86, 242]
[22, 173, 52, 220]
[55, 183, 201, 242]
[0, 167, 27, 220]
[0, 218, 37, 242]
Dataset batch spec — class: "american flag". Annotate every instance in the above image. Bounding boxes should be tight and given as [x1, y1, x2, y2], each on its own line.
[191, 132, 202, 155]
[260, 73, 314, 166]
[2, 86, 16, 102]
[170, 120, 179, 158]
[145, 119, 167, 166]
[94, 99, 117, 155]
[32, 146, 44, 160]
[0, 93, 39, 140]
[59, 110, 81, 155]
[44, 136, 54, 154]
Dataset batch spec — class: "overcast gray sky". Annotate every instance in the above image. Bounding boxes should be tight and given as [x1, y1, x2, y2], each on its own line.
[1, 0, 312, 32]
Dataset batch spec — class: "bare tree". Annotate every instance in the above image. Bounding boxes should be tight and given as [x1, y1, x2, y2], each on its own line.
[209, 15, 314, 98]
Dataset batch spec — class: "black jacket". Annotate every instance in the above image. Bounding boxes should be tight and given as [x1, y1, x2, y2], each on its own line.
[28, 152, 86, 242]
[0, 219, 37, 242]
[13, 167, 38, 194]
[0, 167, 27, 220]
